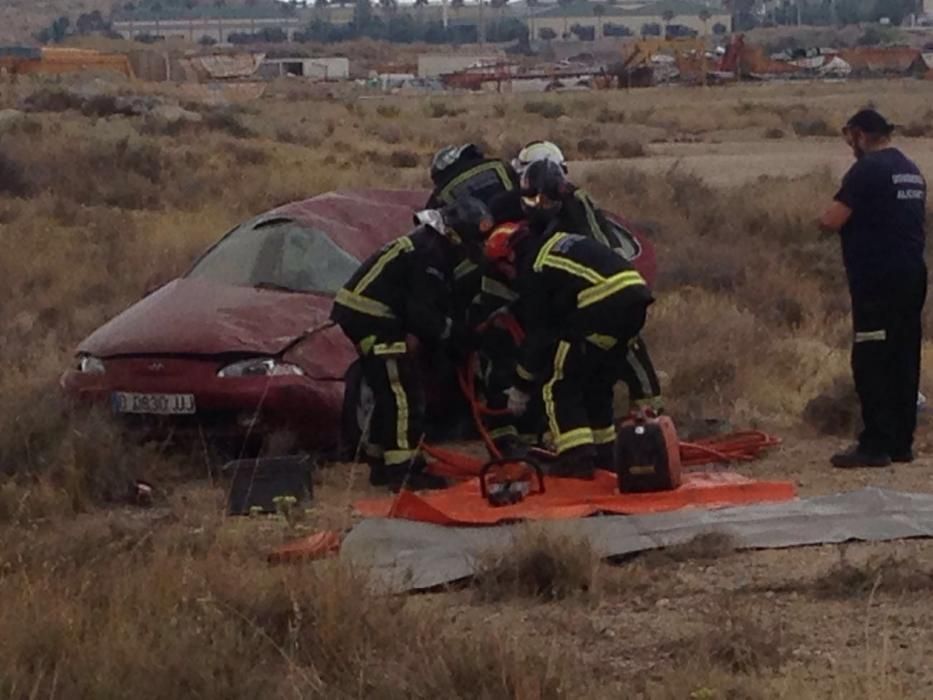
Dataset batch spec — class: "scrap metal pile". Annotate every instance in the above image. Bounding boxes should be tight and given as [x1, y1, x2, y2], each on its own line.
[434, 34, 933, 92]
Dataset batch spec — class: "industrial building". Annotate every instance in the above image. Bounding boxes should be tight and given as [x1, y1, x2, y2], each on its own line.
[110, 5, 303, 43]
[528, 0, 732, 40]
[258, 56, 350, 80]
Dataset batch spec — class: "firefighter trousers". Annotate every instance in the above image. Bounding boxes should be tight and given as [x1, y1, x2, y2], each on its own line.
[543, 303, 660, 464]
[338, 320, 424, 467]
[851, 264, 927, 456]
[479, 325, 544, 447]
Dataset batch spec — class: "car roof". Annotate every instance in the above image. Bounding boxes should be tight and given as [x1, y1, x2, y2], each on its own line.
[267, 189, 428, 261]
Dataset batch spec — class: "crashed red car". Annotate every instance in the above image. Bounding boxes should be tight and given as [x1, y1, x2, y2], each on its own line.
[61, 189, 656, 455]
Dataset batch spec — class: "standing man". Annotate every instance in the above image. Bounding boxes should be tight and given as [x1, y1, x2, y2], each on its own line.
[819, 109, 927, 468]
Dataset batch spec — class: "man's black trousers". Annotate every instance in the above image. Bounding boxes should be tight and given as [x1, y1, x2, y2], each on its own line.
[851, 263, 927, 457]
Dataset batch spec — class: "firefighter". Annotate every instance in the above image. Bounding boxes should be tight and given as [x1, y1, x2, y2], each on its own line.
[506, 140, 636, 250]
[818, 109, 927, 469]
[426, 143, 523, 222]
[490, 161, 662, 478]
[331, 197, 494, 491]
[474, 222, 543, 457]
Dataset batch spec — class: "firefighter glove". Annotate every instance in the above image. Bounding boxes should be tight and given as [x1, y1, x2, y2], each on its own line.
[505, 387, 531, 416]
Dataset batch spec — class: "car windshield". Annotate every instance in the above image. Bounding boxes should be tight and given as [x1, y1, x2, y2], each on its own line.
[187, 219, 360, 294]
[609, 220, 641, 261]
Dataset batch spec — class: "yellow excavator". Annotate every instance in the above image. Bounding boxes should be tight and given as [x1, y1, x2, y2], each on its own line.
[614, 36, 707, 87]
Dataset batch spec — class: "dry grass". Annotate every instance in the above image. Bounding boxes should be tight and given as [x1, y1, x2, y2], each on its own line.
[644, 532, 738, 566]
[0, 517, 579, 699]
[810, 553, 933, 599]
[473, 526, 600, 602]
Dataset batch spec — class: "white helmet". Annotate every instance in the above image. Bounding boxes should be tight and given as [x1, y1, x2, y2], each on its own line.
[513, 140, 567, 175]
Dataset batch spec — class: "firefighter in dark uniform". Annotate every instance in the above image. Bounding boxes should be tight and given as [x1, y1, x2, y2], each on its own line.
[331, 197, 494, 491]
[489, 162, 662, 478]
[502, 140, 637, 250]
[467, 222, 544, 456]
[426, 143, 523, 223]
[819, 109, 927, 469]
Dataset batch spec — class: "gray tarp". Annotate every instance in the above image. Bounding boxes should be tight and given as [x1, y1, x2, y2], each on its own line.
[341, 488, 933, 593]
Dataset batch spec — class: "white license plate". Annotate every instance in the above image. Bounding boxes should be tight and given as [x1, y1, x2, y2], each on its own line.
[112, 392, 196, 415]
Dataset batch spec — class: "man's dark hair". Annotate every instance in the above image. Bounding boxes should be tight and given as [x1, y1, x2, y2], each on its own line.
[845, 109, 895, 137]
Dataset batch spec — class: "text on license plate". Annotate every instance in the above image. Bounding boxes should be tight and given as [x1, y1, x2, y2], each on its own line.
[112, 392, 196, 415]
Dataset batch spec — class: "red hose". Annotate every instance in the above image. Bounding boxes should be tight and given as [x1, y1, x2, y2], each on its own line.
[427, 355, 781, 477]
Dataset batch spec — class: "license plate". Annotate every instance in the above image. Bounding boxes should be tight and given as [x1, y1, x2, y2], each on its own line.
[112, 392, 196, 415]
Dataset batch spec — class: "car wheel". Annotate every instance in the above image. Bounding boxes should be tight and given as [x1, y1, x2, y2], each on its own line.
[340, 359, 374, 461]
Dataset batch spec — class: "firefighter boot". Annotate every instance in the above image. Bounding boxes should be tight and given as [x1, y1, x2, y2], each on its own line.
[385, 455, 449, 492]
[547, 445, 597, 480]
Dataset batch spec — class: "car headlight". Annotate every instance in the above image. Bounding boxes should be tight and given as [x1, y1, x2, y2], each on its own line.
[76, 354, 106, 374]
[217, 358, 304, 378]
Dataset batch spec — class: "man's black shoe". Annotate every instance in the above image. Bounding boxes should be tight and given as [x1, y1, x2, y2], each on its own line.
[386, 458, 449, 492]
[891, 450, 915, 464]
[831, 446, 892, 469]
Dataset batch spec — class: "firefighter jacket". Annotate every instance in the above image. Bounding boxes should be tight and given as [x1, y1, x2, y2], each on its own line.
[331, 225, 461, 344]
[427, 158, 522, 222]
[559, 187, 631, 250]
[511, 230, 653, 390]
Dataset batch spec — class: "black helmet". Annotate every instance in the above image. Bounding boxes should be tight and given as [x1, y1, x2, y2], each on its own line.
[520, 160, 567, 233]
[430, 143, 485, 184]
[520, 159, 568, 204]
[442, 196, 495, 244]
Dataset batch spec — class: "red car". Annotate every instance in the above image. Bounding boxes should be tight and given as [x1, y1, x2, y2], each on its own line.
[61, 189, 656, 456]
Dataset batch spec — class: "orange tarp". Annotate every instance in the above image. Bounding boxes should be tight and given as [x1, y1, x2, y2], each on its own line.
[354, 470, 797, 526]
[268, 530, 342, 564]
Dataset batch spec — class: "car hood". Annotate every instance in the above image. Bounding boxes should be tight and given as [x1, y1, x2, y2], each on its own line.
[79, 278, 333, 358]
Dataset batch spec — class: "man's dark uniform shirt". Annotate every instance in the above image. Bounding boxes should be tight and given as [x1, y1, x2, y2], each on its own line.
[836, 148, 926, 295]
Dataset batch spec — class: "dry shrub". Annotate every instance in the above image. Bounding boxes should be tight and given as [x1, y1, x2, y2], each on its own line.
[376, 103, 401, 119]
[792, 117, 836, 137]
[473, 526, 599, 602]
[596, 107, 626, 124]
[612, 138, 646, 159]
[577, 137, 609, 158]
[370, 121, 404, 144]
[765, 127, 786, 139]
[802, 375, 861, 437]
[523, 99, 565, 119]
[0, 153, 30, 197]
[644, 532, 737, 566]
[388, 149, 420, 169]
[230, 143, 270, 166]
[899, 121, 932, 138]
[426, 100, 465, 119]
[0, 381, 177, 523]
[20, 86, 85, 113]
[811, 554, 933, 599]
[203, 108, 257, 139]
[665, 601, 792, 675]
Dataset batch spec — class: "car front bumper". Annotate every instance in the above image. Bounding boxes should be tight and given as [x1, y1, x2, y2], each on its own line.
[61, 356, 344, 451]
